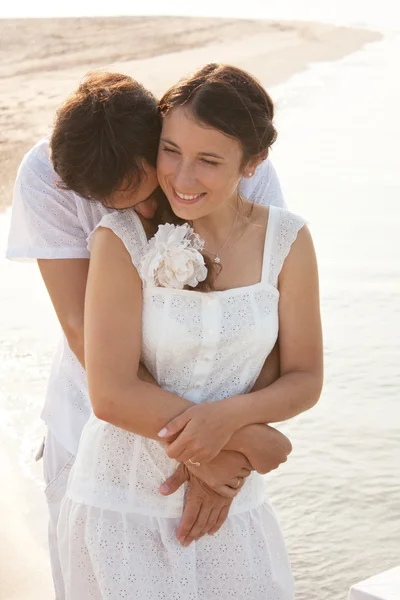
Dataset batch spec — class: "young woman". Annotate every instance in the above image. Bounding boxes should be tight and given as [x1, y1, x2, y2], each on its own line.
[58, 64, 323, 599]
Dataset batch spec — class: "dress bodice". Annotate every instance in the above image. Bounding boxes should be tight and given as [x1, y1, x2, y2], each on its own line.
[90, 206, 306, 403]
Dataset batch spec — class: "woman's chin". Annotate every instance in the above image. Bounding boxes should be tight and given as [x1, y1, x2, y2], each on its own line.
[168, 196, 208, 222]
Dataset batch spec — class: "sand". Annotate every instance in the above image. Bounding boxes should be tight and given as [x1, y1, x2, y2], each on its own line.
[0, 14, 381, 600]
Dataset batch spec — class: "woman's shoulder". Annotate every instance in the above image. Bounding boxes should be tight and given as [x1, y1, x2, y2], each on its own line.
[264, 206, 310, 286]
[87, 209, 148, 268]
[269, 205, 308, 234]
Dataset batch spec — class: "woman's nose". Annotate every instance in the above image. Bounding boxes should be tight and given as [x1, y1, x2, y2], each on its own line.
[173, 161, 196, 191]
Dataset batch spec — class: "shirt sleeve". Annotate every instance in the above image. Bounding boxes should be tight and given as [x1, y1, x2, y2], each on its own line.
[238, 158, 287, 209]
[6, 141, 90, 261]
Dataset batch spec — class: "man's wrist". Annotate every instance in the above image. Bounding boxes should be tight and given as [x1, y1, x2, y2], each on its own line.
[227, 425, 255, 463]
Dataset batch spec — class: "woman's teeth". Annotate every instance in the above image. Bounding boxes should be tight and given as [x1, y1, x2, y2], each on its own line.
[175, 190, 203, 200]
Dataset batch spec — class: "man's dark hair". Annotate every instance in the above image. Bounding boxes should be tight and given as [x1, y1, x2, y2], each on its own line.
[50, 71, 161, 202]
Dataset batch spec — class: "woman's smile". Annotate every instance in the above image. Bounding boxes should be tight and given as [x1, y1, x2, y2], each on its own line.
[173, 188, 207, 205]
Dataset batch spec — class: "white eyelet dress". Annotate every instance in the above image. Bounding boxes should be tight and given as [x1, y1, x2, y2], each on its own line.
[57, 205, 306, 600]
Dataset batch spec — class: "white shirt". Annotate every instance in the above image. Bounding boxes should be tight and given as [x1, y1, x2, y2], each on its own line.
[6, 137, 286, 455]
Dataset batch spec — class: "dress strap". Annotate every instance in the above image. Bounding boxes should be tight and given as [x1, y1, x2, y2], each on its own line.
[87, 209, 148, 271]
[261, 206, 307, 287]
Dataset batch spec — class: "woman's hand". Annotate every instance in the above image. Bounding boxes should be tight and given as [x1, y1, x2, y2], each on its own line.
[158, 401, 239, 464]
[161, 465, 236, 546]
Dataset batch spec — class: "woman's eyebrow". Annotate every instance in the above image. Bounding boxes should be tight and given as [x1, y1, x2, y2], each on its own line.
[198, 151, 224, 160]
[161, 138, 224, 160]
[160, 137, 179, 148]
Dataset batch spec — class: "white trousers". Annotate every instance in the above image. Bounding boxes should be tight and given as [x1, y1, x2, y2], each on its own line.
[42, 430, 75, 600]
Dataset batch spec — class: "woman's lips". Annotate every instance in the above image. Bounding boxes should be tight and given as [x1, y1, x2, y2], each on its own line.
[173, 188, 206, 205]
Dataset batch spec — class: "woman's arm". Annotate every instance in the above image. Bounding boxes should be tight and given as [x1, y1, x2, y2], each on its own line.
[85, 227, 191, 434]
[228, 225, 323, 425]
[161, 226, 323, 463]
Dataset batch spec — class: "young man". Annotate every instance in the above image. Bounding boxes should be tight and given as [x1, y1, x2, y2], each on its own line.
[6, 71, 287, 599]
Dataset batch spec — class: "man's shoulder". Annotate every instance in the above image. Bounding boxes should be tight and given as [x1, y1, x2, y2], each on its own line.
[17, 137, 78, 205]
[20, 137, 52, 172]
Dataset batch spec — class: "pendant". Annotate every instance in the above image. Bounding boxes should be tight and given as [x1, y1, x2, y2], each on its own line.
[214, 256, 221, 264]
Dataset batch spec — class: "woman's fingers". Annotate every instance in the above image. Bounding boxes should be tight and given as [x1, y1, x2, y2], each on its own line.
[166, 430, 218, 464]
[158, 411, 191, 440]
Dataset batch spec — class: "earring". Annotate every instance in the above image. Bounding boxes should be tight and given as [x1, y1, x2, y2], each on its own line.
[248, 172, 253, 177]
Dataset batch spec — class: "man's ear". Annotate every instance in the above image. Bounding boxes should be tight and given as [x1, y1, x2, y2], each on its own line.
[243, 151, 268, 179]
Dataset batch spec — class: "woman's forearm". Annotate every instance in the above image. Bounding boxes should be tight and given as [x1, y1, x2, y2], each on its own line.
[92, 378, 289, 466]
[227, 370, 323, 429]
[92, 379, 193, 440]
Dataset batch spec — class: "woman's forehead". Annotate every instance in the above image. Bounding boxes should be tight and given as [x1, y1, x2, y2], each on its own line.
[161, 107, 242, 157]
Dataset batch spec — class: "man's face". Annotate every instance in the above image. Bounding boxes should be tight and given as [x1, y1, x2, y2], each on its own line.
[102, 163, 160, 219]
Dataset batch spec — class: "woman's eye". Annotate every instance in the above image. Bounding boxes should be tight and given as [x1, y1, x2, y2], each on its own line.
[163, 147, 177, 154]
[201, 158, 219, 167]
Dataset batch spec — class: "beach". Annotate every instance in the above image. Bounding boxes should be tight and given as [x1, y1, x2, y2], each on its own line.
[1, 12, 399, 600]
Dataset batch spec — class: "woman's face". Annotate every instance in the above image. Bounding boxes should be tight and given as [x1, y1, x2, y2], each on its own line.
[157, 107, 246, 221]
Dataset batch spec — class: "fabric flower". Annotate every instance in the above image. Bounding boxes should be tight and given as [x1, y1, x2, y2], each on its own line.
[139, 223, 207, 290]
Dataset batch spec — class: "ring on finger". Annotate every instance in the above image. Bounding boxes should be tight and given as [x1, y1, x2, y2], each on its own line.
[234, 477, 242, 488]
[188, 458, 201, 467]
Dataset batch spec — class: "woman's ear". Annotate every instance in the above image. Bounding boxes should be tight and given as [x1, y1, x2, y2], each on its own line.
[243, 151, 268, 178]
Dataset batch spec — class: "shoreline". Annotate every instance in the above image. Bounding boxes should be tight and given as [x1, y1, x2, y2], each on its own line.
[0, 16, 380, 210]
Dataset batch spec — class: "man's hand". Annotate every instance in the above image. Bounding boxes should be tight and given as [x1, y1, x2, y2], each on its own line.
[160, 450, 251, 499]
[160, 464, 236, 546]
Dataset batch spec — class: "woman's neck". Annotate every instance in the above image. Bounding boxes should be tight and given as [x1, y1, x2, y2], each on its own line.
[193, 193, 242, 248]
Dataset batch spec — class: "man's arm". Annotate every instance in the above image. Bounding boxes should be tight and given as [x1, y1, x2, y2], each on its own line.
[250, 342, 280, 392]
[38, 258, 158, 386]
[38, 259, 88, 366]
[7, 140, 91, 367]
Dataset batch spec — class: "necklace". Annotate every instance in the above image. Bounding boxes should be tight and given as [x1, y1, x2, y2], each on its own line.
[202, 210, 239, 265]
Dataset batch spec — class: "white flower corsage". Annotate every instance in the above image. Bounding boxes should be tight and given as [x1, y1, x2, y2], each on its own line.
[139, 223, 208, 290]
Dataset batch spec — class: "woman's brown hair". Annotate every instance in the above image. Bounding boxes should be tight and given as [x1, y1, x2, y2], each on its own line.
[159, 63, 277, 165]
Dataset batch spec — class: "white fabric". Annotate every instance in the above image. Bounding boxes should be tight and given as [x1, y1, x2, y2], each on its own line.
[43, 430, 75, 600]
[348, 567, 400, 600]
[5, 138, 287, 456]
[58, 205, 305, 599]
